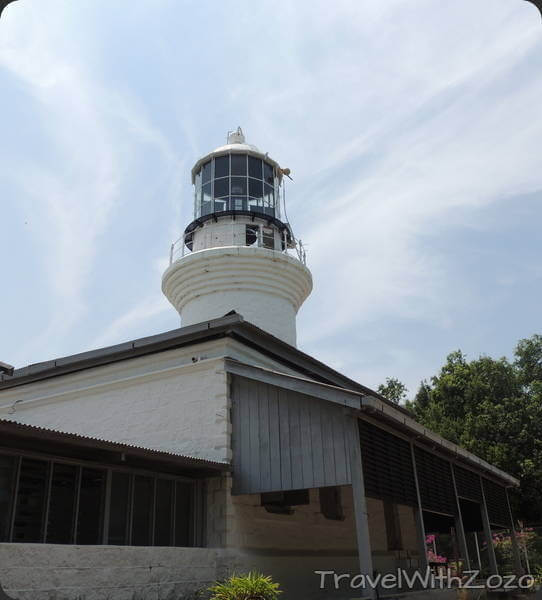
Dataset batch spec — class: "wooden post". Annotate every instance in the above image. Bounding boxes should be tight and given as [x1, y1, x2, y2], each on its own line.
[505, 488, 524, 576]
[347, 416, 376, 599]
[479, 476, 498, 575]
[450, 465, 471, 571]
[410, 443, 429, 572]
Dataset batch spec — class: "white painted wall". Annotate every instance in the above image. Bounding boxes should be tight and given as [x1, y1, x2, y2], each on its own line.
[0, 341, 231, 462]
[162, 246, 312, 347]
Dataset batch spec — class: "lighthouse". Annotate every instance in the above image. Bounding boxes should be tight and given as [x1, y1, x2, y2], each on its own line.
[162, 128, 312, 346]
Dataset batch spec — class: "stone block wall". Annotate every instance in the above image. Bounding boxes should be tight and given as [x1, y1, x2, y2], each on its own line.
[0, 544, 227, 600]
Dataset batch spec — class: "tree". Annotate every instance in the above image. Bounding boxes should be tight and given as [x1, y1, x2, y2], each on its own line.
[406, 335, 542, 523]
[378, 377, 408, 404]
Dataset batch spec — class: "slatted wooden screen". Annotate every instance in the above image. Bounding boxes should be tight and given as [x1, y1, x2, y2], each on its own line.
[414, 446, 456, 515]
[482, 478, 511, 528]
[358, 420, 417, 506]
[231, 376, 352, 495]
[454, 465, 482, 502]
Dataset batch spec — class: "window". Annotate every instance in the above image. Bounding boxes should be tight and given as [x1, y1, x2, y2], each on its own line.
[0, 455, 16, 541]
[12, 458, 48, 542]
[76, 468, 105, 544]
[0, 451, 199, 548]
[245, 225, 259, 246]
[319, 487, 344, 521]
[261, 489, 309, 514]
[132, 475, 154, 546]
[46, 463, 77, 543]
[154, 479, 173, 546]
[194, 154, 277, 219]
[262, 227, 275, 249]
[108, 471, 131, 545]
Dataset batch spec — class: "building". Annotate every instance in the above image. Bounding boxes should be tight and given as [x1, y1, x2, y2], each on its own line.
[0, 130, 523, 600]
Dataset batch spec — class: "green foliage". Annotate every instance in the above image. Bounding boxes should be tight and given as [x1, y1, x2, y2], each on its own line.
[377, 377, 408, 404]
[406, 335, 542, 523]
[208, 572, 281, 600]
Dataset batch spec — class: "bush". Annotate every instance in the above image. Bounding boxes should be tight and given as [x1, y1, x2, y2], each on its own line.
[208, 572, 281, 600]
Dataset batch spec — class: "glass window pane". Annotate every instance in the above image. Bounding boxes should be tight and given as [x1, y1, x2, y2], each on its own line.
[248, 156, 262, 179]
[213, 177, 229, 198]
[154, 479, 173, 546]
[231, 154, 247, 176]
[132, 476, 153, 546]
[46, 463, 77, 544]
[201, 183, 212, 216]
[214, 198, 228, 212]
[108, 472, 130, 545]
[231, 197, 247, 211]
[262, 227, 275, 249]
[175, 482, 193, 546]
[264, 162, 274, 185]
[13, 458, 48, 542]
[202, 161, 211, 184]
[248, 197, 261, 212]
[76, 468, 105, 544]
[195, 172, 201, 189]
[263, 184, 275, 216]
[230, 177, 246, 197]
[249, 178, 263, 199]
[0, 455, 16, 541]
[214, 155, 229, 178]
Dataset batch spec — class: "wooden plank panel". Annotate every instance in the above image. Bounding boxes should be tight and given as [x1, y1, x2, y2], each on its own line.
[299, 395, 314, 489]
[332, 408, 349, 485]
[289, 392, 304, 489]
[310, 399, 325, 487]
[321, 405, 338, 486]
[278, 388, 292, 490]
[268, 385, 282, 491]
[248, 378, 261, 492]
[258, 381, 272, 492]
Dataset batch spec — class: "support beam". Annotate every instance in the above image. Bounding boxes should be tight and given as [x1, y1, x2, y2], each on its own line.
[505, 489, 524, 576]
[479, 476, 498, 575]
[347, 416, 376, 599]
[410, 443, 429, 572]
[450, 466, 471, 571]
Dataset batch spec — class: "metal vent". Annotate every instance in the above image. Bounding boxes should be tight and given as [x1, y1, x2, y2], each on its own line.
[414, 447, 456, 515]
[359, 420, 417, 506]
[454, 465, 482, 502]
[482, 479, 511, 528]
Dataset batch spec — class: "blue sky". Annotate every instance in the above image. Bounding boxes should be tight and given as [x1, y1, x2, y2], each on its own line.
[0, 0, 541, 397]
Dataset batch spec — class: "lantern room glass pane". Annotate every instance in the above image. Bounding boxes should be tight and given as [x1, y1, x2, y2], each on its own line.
[13, 458, 48, 543]
[0, 455, 16, 541]
[230, 177, 246, 196]
[201, 161, 211, 184]
[231, 197, 247, 211]
[214, 198, 228, 212]
[214, 177, 229, 198]
[231, 154, 247, 176]
[248, 156, 262, 179]
[264, 162, 274, 185]
[214, 155, 229, 178]
[201, 183, 212, 216]
[249, 178, 263, 199]
[263, 183, 275, 216]
[76, 468, 105, 545]
[248, 197, 261, 212]
[46, 463, 77, 544]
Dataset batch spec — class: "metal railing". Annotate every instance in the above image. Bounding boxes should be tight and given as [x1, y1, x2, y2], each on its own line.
[168, 232, 307, 266]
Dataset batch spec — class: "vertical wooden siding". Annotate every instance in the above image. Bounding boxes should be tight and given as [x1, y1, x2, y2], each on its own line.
[231, 376, 352, 495]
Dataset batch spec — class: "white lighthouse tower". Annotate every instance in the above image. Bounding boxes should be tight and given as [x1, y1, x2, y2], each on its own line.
[162, 128, 312, 347]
